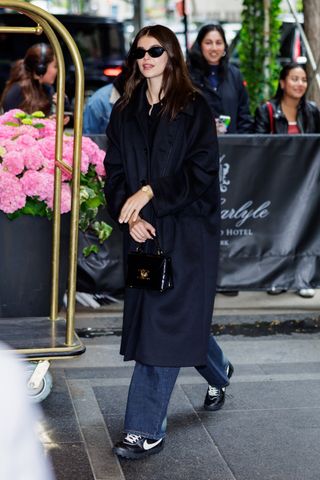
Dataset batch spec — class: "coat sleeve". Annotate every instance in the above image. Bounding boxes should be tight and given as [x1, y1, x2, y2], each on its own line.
[103, 105, 128, 222]
[234, 70, 254, 133]
[254, 104, 271, 133]
[150, 96, 219, 217]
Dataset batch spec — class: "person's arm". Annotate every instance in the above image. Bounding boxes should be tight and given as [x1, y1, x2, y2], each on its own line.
[309, 102, 320, 133]
[254, 103, 271, 133]
[83, 85, 113, 134]
[103, 105, 128, 222]
[150, 95, 219, 218]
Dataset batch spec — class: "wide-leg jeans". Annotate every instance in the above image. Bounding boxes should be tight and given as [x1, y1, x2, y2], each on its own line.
[124, 335, 230, 439]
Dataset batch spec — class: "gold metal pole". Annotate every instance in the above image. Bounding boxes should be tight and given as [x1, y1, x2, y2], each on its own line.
[0, 1, 84, 346]
[0, 26, 42, 34]
[24, 12, 66, 321]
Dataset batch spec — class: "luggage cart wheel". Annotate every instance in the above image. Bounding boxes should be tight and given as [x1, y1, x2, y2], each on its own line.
[25, 361, 53, 403]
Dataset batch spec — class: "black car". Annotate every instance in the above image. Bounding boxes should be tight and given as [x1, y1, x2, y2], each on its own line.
[0, 13, 127, 102]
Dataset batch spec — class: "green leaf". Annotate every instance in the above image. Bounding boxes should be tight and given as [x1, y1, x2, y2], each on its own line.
[86, 196, 104, 209]
[7, 210, 24, 220]
[21, 198, 48, 217]
[92, 221, 113, 243]
[31, 111, 46, 118]
[14, 112, 27, 119]
[4, 121, 20, 127]
[83, 244, 99, 257]
[21, 118, 33, 125]
[33, 123, 45, 129]
[79, 216, 90, 231]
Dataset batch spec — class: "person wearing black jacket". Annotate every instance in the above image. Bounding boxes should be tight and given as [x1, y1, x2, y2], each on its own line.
[188, 23, 253, 134]
[254, 62, 320, 134]
[255, 62, 320, 299]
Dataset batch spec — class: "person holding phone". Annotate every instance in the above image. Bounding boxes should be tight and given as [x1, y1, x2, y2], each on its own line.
[188, 23, 253, 134]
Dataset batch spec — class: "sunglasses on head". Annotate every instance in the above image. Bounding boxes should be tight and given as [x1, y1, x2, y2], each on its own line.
[133, 46, 166, 59]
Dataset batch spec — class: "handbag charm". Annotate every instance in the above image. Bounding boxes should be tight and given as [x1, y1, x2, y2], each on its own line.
[126, 236, 173, 292]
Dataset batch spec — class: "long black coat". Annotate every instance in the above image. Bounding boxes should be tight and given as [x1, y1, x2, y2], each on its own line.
[104, 83, 220, 367]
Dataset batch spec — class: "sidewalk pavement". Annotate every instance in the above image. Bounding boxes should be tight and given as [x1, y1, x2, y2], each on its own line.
[42, 291, 320, 480]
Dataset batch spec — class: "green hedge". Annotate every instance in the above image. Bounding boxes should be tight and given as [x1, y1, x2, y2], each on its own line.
[238, 0, 282, 114]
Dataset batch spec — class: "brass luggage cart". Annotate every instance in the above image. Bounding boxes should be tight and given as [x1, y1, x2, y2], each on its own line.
[0, 1, 86, 401]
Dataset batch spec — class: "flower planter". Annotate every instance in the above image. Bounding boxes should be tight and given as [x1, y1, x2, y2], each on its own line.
[0, 213, 70, 318]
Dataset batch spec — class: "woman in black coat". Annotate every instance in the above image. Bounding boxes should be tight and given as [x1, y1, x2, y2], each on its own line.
[188, 23, 253, 134]
[255, 62, 320, 299]
[104, 25, 233, 460]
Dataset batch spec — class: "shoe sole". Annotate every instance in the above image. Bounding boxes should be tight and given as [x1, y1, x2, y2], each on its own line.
[113, 442, 164, 460]
[204, 397, 225, 411]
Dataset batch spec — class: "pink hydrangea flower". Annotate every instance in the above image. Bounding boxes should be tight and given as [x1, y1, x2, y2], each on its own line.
[45, 181, 71, 213]
[20, 170, 54, 201]
[38, 118, 56, 138]
[15, 134, 38, 149]
[0, 168, 26, 213]
[0, 108, 106, 218]
[2, 150, 25, 175]
[82, 136, 106, 176]
[24, 146, 47, 170]
[0, 109, 24, 125]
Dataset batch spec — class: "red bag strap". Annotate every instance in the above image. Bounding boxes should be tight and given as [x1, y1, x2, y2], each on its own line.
[266, 101, 274, 134]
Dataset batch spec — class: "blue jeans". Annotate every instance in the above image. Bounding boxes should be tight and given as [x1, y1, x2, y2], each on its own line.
[124, 335, 230, 439]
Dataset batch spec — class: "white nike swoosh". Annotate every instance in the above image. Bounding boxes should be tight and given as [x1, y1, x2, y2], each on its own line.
[143, 438, 163, 450]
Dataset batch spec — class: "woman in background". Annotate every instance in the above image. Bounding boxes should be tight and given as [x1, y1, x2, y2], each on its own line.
[254, 61, 320, 134]
[255, 62, 320, 298]
[188, 23, 253, 134]
[1, 43, 69, 117]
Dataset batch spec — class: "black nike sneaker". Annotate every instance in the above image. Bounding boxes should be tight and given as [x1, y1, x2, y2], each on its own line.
[204, 362, 234, 411]
[113, 433, 165, 459]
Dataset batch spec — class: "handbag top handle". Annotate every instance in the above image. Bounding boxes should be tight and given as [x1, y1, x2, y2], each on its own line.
[136, 234, 164, 255]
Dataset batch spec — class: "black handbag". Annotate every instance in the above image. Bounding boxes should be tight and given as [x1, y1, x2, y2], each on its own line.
[126, 237, 173, 292]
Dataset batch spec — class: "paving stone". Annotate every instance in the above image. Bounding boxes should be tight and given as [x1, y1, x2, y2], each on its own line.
[42, 371, 83, 443]
[200, 408, 320, 480]
[48, 443, 94, 480]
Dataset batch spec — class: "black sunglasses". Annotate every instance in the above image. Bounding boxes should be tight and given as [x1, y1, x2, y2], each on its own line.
[133, 46, 166, 59]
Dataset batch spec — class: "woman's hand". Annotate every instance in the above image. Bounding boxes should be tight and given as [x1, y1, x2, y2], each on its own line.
[49, 113, 70, 126]
[119, 188, 153, 224]
[215, 118, 227, 135]
[128, 216, 156, 243]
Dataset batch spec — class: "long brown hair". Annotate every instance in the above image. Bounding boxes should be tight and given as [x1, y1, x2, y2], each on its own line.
[119, 25, 196, 119]
[1, 43, 54, 115]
